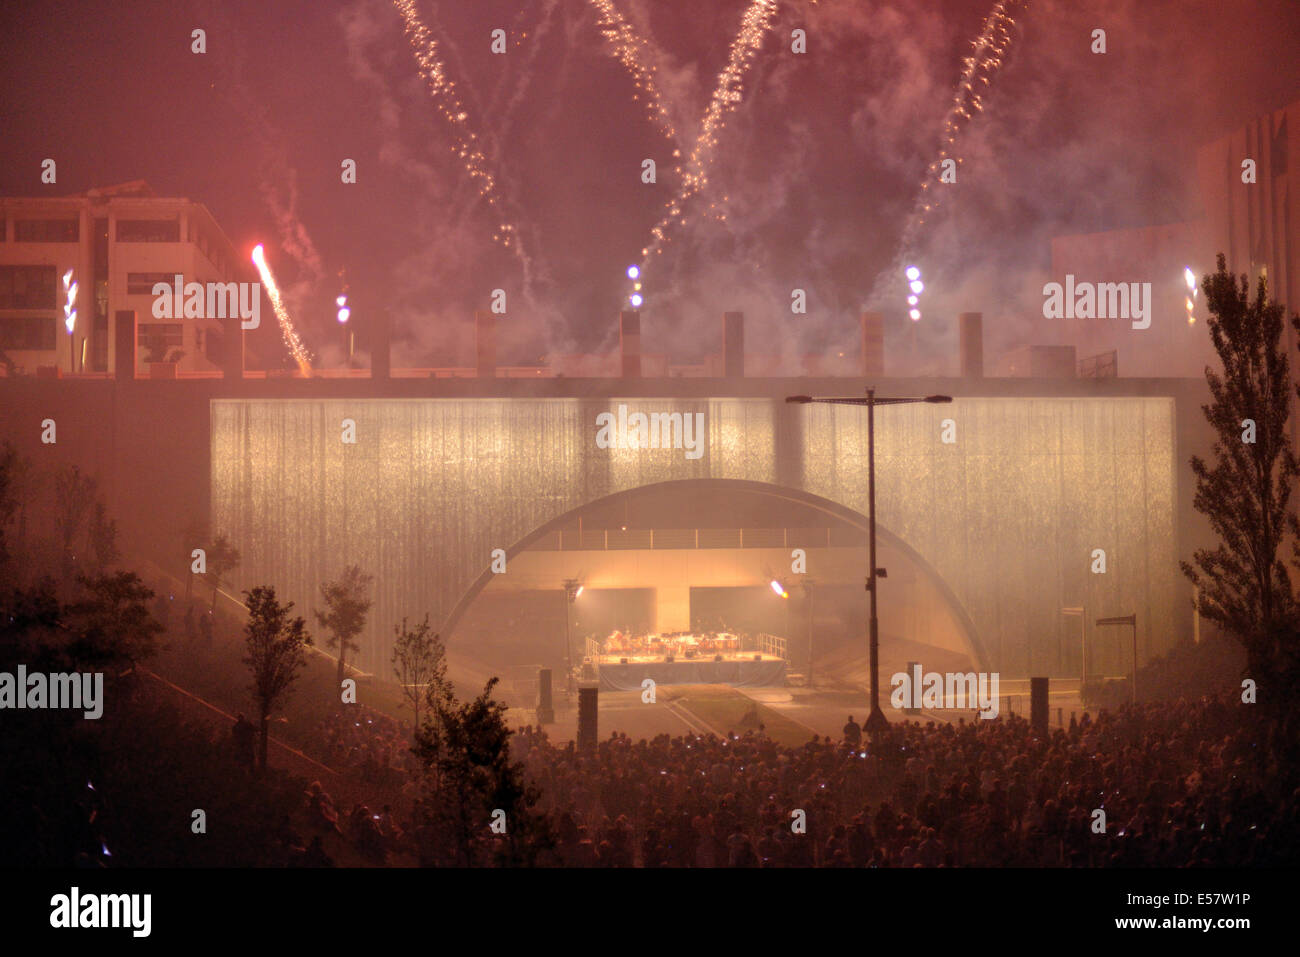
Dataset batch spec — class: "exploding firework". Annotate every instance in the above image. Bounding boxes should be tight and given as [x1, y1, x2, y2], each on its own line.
[1184, 265, 1198, 324]
[251, 244, 313, 376]
[392, 0, 520, 254]
[632, 0, 779, 292]
[905, 0, 1028, 242]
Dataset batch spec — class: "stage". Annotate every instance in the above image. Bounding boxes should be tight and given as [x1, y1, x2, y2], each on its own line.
[594, 652, 787, 691]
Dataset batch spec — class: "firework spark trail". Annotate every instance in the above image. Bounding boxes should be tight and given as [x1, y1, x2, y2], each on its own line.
[635, 0, 779, 281]
[252, 244, 313, 376]
[902, 0, 1028, 249]
[587, 0, 681, 149]
[392, 0, 526, 270]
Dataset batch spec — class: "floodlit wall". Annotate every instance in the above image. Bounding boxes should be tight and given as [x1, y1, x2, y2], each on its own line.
[211, 396, 1177, 677]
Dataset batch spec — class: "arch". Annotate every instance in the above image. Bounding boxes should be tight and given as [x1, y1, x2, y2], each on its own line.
[441, 478, 989, 670]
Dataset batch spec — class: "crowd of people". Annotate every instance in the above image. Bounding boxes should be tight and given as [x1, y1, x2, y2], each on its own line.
[293, 691, 1295, 867]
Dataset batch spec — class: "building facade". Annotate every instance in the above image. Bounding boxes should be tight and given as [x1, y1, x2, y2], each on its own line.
[0, 180, 247, 375]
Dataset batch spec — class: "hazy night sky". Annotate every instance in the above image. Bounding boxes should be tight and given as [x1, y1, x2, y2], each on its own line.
[1, 0, 1297, 371]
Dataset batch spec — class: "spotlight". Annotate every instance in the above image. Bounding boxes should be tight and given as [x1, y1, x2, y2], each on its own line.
[627, 265, 639, 280]
[907, 295, 918, 306]
[909, 309, 922, 321]
[337, 307, 350, 324]
[905, 266, 921, 282]
[336, 295, 348, 307]
[630, 293, 643, 308]
[910, 280, 924, 295]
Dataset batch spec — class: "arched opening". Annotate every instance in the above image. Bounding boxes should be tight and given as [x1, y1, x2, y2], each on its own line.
[443, 479, 987, 690]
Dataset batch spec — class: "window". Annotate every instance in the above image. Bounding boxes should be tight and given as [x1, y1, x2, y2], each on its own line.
[116, 218, 180, 242]
[0, 316, 56, 351]
[14, 219, 79, 242]
[126, 271, 176, 295]
[0, 265, 57, 309]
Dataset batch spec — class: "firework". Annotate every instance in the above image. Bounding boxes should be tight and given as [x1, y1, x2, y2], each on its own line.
[634, 0, 779, 291]
[587, 0, 680, 147]
[251, 244, 313, 376]
[392, 0, 520, 255]
[905, 0, 1028, 242]
[1184, 265, 1198, 324]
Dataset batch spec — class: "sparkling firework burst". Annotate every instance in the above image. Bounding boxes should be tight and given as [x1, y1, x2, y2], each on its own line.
[392, 0, 520, 253]
[252, 244, 313, 376]
[633, 0, 779, 294]
[906, 0, 1027, 242]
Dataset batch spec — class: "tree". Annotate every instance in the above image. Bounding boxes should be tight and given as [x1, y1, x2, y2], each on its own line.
[413, 677, 551, 866]
[391, 614, 446, 741]
[1181, 254, 1300, 694]
[63, 572, 164, 672]
[242, 586, 312, 772]
[204, 534, 241, 614]
[53, 465, 96, 583]
[86, 502, 120, 576]
[314, 565, 373, 687]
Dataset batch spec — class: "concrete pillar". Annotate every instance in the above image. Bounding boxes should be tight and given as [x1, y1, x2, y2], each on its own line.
[655, 585, 691, 634]
[959, 312, 983, 377]
[475, 310, 496, 378]
[860, 311, 884, 377]
[113, 310, 136, 380]
[722, 311, 744, 377]
[620, 311, 641, 377]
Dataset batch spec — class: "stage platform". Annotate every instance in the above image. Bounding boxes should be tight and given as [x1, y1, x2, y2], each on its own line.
[594, 653, 787, 691]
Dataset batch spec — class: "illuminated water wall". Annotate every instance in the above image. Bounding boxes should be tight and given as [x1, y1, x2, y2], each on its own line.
[211, 396, 1176, 677]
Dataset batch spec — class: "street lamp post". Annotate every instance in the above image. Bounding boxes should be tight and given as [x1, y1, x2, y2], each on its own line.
[786, 389, 952, 734]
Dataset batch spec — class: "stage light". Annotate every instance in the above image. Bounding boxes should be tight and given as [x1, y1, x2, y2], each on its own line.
[909, 280, 924, 295]
[909, 309, 922, 321]
[905, 266, 920, 281]
[907, 295, 918, 306]
[630, 293, 643, 308]
[627, 265, 639, 280]
[337, 307, 350, 324]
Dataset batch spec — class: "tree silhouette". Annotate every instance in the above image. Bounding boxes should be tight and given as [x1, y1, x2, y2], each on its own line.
[1181, 254, 1300, 699]
[314, 564, 373, 687]
[242, 586, 312, 772]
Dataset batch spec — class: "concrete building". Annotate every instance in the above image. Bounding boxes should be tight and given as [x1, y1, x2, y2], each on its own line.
[0, 180, 247, 376]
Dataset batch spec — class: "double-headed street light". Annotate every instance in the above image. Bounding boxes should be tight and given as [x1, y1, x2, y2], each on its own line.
[786, 389, 953, 734]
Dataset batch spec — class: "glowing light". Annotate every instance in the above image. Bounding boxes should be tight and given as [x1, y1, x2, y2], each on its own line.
[337, 307, 351, 324]
[910, 280, 924, 295]
[251, 244, 313, 375]
[908, 295, 919, 306]
[62, 269, 77, 334]
[909, 309, 922, 321]
[627, 265, 639, 280]
[770, 580, 788, 599]
[905, 266, 921, 281]
[336, 295, 348, 307]
[574, 586, 584, 599]
[629, 293, 643, 308]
